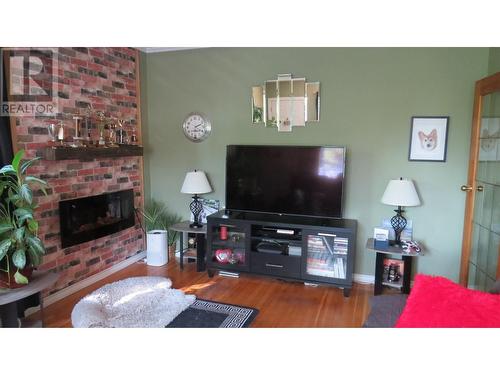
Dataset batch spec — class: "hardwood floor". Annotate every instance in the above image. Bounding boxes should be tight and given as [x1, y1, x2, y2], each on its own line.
[36, 256, 373, 328]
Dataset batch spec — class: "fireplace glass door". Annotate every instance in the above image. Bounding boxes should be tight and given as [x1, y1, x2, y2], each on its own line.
[59, 189, 135, 248]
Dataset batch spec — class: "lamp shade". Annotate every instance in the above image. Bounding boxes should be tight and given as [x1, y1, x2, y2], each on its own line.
[180, 170, 212, 194]
[381, 179, 421, 207]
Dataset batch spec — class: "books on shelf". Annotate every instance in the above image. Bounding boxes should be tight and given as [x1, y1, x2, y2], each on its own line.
[306, 235, 347, 279]
[307, 236, 348, 255]
[307, 256, 346, 279]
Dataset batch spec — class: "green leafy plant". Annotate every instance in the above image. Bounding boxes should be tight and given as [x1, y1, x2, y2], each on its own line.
[138, 199, 182, 246]
[0, 150, 48, 285]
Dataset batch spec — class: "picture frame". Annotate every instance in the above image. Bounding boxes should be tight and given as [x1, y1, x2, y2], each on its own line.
[408, 116, 449, 162]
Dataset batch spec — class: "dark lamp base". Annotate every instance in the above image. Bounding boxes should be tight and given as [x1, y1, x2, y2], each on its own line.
[390, 206, 407, 247]
[188, 194, 204, 229]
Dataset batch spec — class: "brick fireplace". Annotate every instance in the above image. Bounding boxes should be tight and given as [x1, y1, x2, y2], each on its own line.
[10, 47, 145, 296]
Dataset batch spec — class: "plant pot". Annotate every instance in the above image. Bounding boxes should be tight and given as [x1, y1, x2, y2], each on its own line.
[0, 264, 34, 289]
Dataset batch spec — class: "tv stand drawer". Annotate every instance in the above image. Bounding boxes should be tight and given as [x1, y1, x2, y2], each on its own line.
[250, 252, 301, 278]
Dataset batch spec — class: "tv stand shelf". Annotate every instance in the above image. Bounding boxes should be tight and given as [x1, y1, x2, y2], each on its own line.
[206, 210, 357, 297]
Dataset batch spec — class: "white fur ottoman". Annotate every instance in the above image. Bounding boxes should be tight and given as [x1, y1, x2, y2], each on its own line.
[71, 276, 195, 328]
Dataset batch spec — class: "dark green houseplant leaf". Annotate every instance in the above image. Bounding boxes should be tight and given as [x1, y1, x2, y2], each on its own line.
[0, 238, 12, 262]
[27, 246, 42, 267]
[13, 227, 25, 242]
[14, 208, 34, 225]
[19, 184, 33, 205]
[12, 249, 26, 269]
[0, 223, 14, 236]
[0, 165, 16, 175]
[27, 219, 38, 234]
[26, 236, 45, 255]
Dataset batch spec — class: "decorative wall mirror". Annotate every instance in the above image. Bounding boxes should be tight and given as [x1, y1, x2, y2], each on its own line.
[252, 74, 320, 132]
[264, 80, 277, 126]
[306, 82, 320, 122]
[251, 86, 264, 123]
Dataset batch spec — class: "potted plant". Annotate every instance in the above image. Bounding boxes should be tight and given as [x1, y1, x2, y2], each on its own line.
[137, 199, 182, 265]
[0, 150, 48, 288]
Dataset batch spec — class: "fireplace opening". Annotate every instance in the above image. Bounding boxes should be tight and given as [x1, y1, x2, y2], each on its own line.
[59, 189, 135, 248]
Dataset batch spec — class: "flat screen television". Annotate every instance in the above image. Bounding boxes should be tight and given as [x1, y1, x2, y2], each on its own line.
[226, 145, 346, 218]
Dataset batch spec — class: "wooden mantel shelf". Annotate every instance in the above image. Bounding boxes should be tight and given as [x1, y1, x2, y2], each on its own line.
[40, 145, 144, 161]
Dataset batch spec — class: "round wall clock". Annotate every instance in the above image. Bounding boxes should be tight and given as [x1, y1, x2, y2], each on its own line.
[182, 112, 212, 142]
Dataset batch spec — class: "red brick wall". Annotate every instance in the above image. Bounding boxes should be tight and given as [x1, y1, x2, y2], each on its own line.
[12, 47, 144, 295]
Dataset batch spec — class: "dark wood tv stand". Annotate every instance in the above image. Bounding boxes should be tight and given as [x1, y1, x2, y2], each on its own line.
[206, 210, 357, 297]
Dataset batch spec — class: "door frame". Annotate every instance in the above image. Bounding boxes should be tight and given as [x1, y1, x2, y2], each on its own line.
[459, 71, 500, 285]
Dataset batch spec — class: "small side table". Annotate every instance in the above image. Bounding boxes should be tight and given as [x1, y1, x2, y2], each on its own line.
[169, 221, 207, 272]
[366, 238, 424, 295]
[0, 271, 58, 328]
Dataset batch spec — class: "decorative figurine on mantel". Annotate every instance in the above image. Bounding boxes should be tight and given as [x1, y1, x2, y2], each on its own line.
[71, 115, 84, 148]
[47, 123, 58, 146]
[107, 119, 119, 147]
[96, 111, 106, 147]
[83, 106, 93, 147]
[85, 120, 93, 146]
[57, 122, 65, 145]
[130, 128, 138, 145]
[117, 118, 127, 145]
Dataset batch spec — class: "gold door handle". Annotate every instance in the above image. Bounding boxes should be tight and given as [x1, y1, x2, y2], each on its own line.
[461, 185, 473, 192]
[477, 185, 484, 192]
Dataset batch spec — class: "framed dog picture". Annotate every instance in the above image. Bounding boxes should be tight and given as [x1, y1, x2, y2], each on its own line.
[408, 116, 449, 162]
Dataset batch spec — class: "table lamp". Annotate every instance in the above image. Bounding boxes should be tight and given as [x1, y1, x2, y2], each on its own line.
[181, 170, 212, 228]
[381, 177, 421, 245]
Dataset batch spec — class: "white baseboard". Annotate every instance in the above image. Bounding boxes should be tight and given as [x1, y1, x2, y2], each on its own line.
[43, 251, 146, 308]
[353, 273, 375, 284]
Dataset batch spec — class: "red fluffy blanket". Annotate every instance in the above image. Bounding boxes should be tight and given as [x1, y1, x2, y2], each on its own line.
[396, 274, 500, 328]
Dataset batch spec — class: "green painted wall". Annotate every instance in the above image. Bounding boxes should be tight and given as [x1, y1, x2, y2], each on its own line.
[141, 47, 488, 281]
[488, 48, 500, 74]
